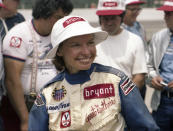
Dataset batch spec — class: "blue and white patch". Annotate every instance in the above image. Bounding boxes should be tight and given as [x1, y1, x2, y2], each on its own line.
[120, 77, 135, 95]
[47, 100, 70, 113]
[52, 86, 67, 101]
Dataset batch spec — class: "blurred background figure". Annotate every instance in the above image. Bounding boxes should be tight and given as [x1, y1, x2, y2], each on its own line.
[147, 0, 173, 130]
[122, 0, 146, 43]
[0, 36, 4, 131]
[95, 0, 147, 97]
[122, 0, 147, 100]
[0, 0, 24, 130]
[0, 0, 25, 41]
[0, 0, 25, 130]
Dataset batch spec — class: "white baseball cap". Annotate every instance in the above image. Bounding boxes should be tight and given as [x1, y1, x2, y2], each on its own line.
[96, 0, 125, 16]
[0, 0, 6, 8]
[46, 15, 108, 59]
[157, 0, 173, 11]
[125, 0, 145, 6]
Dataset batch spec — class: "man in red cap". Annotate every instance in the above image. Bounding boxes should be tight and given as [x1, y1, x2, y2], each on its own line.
[122, 0, 146, 45]
[122, 0, 147, 100]
[95, 0, 148, 99]
[147, 0, 173, 130]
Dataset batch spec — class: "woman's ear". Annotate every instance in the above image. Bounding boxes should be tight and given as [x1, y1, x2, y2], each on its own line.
[56, 49, 63, 57]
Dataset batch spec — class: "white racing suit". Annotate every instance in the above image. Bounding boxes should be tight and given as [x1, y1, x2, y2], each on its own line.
[29, 63, 159, 131]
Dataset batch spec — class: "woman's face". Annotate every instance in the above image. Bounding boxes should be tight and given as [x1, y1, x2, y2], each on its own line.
[57, 34, 96, 74]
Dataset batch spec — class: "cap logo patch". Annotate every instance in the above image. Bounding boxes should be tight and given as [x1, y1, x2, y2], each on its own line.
[103, 2, 118, 7]
[63, 17, 85, 28]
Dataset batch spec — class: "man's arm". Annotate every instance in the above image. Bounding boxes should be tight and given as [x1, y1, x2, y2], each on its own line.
[132, 73, 145, 90]
[146, 35, 160, 88]
[4, 57, 28, 131]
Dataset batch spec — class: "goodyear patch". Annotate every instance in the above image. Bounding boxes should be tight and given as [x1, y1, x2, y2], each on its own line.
[47, 101, 70, 113]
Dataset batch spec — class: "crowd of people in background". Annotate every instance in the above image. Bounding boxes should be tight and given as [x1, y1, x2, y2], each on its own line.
[0, 0, 173, 130]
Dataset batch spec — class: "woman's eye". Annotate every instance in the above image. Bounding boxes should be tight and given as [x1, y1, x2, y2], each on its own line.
[71, 43, 80, 47]
[88, 41, 95, 45]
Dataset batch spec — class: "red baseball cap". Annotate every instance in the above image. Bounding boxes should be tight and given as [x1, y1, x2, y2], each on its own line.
[96, 0, 125, 16]
[0, 0, 6, 8]
[157, 0, 173, 11]
[125, 0, 145, 6]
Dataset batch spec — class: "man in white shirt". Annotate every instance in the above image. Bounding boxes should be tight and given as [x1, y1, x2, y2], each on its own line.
[95, 0, 147, 95]
[122, 0, 147, 99]
[2, 0, 73, 130]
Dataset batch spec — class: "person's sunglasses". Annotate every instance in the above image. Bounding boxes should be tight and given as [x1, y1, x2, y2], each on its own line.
[13, 0, 20, 2]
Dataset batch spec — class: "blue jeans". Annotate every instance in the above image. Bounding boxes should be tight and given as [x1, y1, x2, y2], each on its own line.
[152, 95, 173, 131]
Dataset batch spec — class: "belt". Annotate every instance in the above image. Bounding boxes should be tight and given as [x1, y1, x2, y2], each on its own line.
[24, 94, 36, 102]
[162, 91, 173, 98]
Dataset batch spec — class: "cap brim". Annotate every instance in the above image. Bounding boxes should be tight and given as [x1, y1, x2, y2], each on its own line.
[96, 10, 124, 16]
[127, 1, 145, 5]
[0, 3, 7, 8]
[46, 23, 108, 59]
[157, 5, 173, 11]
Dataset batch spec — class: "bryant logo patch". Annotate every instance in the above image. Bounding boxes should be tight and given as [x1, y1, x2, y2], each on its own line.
[10, 36, 22, 48]
[120, 77, 135, 95]
[60, 110, 71, 128]
[84, 84, 115, 100]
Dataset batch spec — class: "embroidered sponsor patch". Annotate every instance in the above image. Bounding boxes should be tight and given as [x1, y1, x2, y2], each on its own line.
[52, 86, 67, 101]
[47, 101, 70, 113]
[103, 2, 117, 7]
[35, 94, 44, 106]
[86, 98, 116, 124]
[10, 36, 22, 48]
[60, 110, 71, 128]
[120, 77, 135, 95]
[84, 84, 115, 100]
[63, 17, 85, 28]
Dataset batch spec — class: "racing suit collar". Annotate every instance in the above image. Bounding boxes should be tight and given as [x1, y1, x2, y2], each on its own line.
[65, 63, 95, 85]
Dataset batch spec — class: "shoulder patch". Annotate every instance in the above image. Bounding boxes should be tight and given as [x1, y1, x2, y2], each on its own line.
[10, 36, 22, 48]
[35, 93, 45, 106]
[120, 77, 135, 95]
